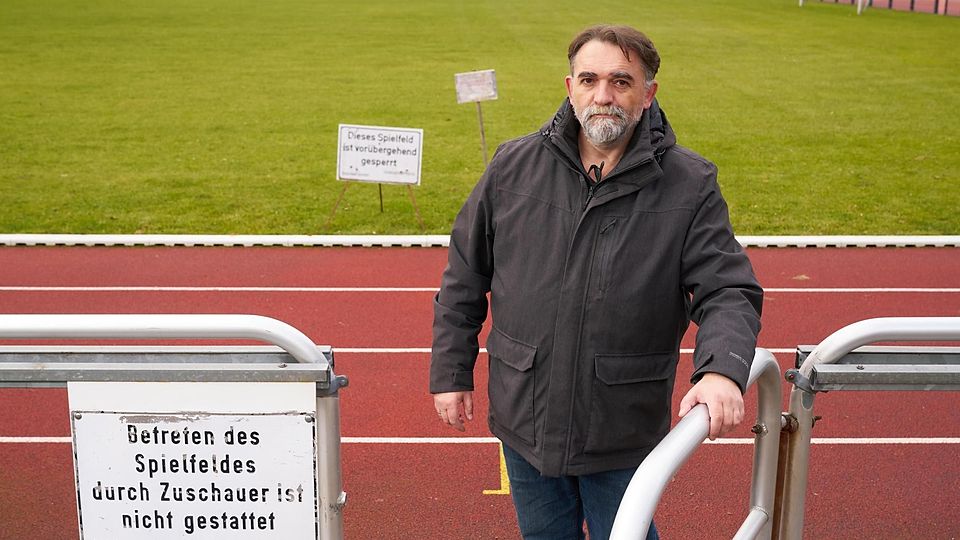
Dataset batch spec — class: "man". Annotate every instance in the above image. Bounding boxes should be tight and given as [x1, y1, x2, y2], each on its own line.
[430, 24, 762, 540]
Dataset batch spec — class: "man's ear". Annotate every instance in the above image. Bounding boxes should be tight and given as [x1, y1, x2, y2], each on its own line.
[643, 80, 659, 110]
[565, 75, 574, 100]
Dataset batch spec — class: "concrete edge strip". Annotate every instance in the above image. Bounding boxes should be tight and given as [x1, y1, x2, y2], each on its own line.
[1, 234, 959, 248]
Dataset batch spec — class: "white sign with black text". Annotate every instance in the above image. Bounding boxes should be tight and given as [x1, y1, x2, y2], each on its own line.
[69, 382, 319, 540]
[337, 124, 423, 185]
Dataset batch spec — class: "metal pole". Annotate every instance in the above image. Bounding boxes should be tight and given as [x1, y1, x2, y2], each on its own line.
[325, 183, 350, 230]
[406, 185, 426, 232]
[476, 101, 489, 166]
[733, 508, 772, 540]
[737, 348, 784, 540]
[317, 393, 346, 539]
[379, 184, 384, 213]
[610, 406, 709, 539]
[778, 386, 816, 539]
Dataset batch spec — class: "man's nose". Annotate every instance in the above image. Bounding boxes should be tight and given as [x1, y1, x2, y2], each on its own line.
[593, 81, 614, 105]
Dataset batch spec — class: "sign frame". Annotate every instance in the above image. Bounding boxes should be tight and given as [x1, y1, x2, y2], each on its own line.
[336, 124, 423, 186]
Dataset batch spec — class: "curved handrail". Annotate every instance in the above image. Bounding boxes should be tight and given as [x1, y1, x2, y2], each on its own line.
[779, 316, 960, 540]
[0, 314, 329, 367]
[798, 317, 960, 378]
[609, 348, 782, 540]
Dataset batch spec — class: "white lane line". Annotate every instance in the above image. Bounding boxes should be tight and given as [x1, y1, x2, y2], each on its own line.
[810, 438, 960, 444]
[1, 286, 958, 293]
[343, 437, 500, 444]
[2, 436, 958, 445]
[766, 288, 960, 293]
[0, 286, 438, 292]
[0, 437, 72, 443]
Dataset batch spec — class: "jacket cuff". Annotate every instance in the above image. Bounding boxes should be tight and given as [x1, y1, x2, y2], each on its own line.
[690, 351, 751, 394]
[430, 370, 474, 394]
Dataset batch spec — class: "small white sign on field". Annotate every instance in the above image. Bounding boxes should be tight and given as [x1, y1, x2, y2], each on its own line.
[68, 382, 319, 540]
[454, 69, 498, 104]
[337, 124, 423, 185]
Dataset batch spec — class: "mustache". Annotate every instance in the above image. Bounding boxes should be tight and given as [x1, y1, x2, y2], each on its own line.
[579, 104, 629, 124]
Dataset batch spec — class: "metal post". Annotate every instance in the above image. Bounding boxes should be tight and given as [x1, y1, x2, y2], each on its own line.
[476, 101, 489, 166]
[326, 183, 351, 230]
[777, 317, 960, 539]
[734, 349, 784, 540]
[317, 393, 346, 539]
[406, 185, 426, 232]
[379, 184, 384, 213]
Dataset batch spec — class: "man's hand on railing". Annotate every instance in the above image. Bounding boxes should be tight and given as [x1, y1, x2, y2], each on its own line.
[677, 373, 745, 440]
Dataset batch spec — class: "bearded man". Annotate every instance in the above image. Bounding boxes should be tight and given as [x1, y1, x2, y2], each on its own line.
[430, 24, 763, 540]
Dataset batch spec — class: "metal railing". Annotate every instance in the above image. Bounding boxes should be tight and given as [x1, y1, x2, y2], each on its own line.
[610, 348, 783, 540]
[777, 317, 960, 539]
[0, 313, 347, 539]
[0, 314, 328, 365]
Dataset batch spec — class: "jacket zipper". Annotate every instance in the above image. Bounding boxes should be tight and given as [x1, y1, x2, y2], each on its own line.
[582, 181, 598, 212]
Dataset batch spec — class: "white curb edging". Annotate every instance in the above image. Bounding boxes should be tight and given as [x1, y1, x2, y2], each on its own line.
[0, 234, 958, 248]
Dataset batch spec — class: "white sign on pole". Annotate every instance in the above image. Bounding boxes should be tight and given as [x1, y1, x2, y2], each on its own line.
[454, 69, 498, 104]
[336, 124, 423, 185]
[69, 382, 319, 540]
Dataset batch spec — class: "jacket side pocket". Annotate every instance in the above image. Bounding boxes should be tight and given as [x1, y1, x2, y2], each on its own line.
[486, 326, 537, 446]
[584, 352, 675, 454]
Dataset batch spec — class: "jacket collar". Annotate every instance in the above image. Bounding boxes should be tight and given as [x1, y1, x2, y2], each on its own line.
[542, 98, 676, 186]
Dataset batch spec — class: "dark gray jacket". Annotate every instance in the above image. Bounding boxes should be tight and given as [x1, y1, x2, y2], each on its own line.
[431, 99, 763, 476]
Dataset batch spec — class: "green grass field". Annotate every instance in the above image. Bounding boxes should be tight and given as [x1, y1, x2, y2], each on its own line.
[1, 0, 957, 235]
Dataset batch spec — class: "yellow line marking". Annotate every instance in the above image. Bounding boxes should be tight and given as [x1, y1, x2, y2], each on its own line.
[482, 442, 511, 495]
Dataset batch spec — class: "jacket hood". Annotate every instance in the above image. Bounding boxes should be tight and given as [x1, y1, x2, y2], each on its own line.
[542, 98, 676, 174]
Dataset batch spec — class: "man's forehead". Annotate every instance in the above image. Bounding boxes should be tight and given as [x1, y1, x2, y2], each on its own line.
[571, 39, 643, 76]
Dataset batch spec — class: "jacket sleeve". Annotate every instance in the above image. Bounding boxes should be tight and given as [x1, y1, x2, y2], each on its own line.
[430, 165, 497, 394]
[680, 166, 763, 394]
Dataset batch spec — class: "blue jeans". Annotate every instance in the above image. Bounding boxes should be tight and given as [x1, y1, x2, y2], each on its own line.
[503, 443, 660, 540]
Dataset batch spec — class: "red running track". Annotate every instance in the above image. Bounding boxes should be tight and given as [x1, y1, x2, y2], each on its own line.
[0, 246, 959, 539]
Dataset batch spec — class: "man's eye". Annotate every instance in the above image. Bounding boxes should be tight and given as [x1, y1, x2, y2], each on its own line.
[613, 80, 629, 88]
[580, 78, 594, 85]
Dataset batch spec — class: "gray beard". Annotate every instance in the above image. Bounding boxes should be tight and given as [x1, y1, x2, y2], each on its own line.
[575, 104, 639, 147]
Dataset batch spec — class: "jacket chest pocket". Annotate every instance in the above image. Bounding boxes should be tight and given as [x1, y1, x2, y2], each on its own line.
[584, 352, 675, 454]
[594, 217, 619, 293]
[486, 327, 537, 446]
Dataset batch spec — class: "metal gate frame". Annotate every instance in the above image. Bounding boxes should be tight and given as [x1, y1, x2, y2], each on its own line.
[777, 317, 960, 539]
[610, 317, 960, 539]
[0, 313, 347, 540]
